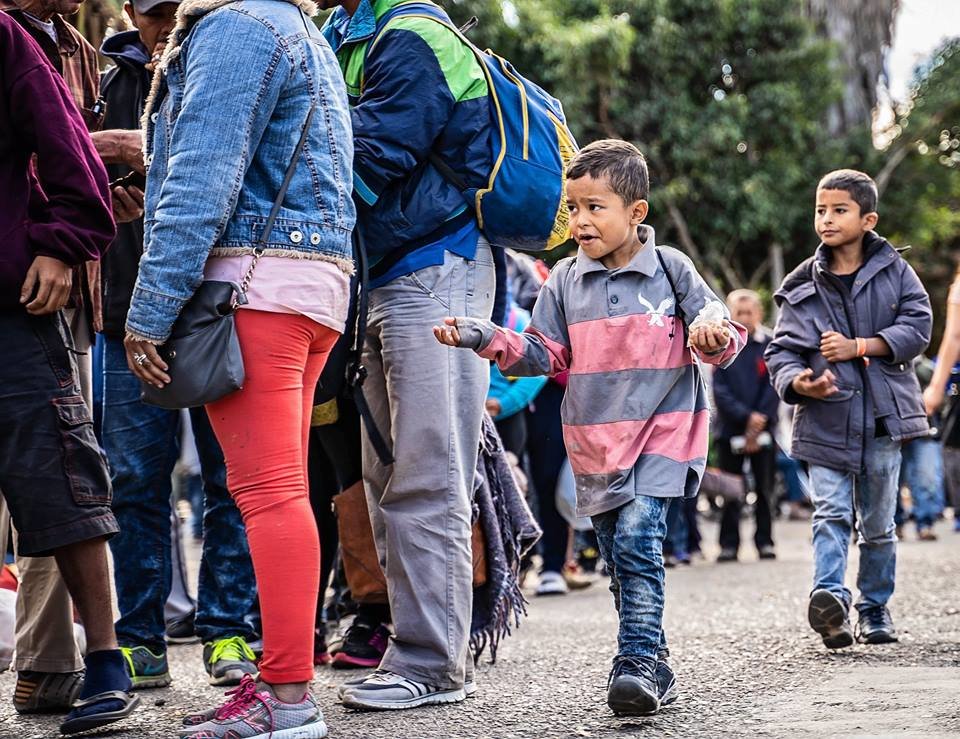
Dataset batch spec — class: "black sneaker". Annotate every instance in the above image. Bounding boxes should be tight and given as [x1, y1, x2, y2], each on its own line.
[331, 620, 390, 670]
[717, 547, 738, 563]
[856, 605, 899, 644]
[607, 656, 660, 716]
[165, 612, 198, 644]
[654, 651, 678, 706]
[757, 545, 776, 560]
[578, 546, 600, 573]
[808, 589, 854, 649]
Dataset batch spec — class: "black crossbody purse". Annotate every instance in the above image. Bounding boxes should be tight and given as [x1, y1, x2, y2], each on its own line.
[141, 103, 317, 409]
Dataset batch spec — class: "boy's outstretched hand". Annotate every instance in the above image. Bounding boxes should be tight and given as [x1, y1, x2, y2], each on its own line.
[820, 331, 858, 362]
[791, 367, 838, 399]
[433, 317, 462, 347]
[689, 320, 731, 354]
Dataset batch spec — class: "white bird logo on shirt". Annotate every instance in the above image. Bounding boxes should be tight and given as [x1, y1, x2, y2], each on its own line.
[637, 292, 673, 327]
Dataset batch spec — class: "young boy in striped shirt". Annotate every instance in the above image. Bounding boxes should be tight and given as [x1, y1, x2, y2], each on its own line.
[434, 139, 746, 716]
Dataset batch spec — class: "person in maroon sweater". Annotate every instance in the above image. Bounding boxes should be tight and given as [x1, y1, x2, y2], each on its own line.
[0, 14, 140, 735]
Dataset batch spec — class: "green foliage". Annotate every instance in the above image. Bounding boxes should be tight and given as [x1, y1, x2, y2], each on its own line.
[444, 0, 960, 308]
[878, 38, 960, 344]
[445, 0, 842, 290]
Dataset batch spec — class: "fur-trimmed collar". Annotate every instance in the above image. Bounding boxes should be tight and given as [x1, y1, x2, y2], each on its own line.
[141, 0, 318, 145]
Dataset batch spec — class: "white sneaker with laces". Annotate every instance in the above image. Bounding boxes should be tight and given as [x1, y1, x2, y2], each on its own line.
[535, 570, 569, 596]
[340, 671, 465, 711]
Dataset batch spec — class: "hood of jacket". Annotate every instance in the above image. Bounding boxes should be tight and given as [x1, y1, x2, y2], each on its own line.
[100, 29, 149, 69]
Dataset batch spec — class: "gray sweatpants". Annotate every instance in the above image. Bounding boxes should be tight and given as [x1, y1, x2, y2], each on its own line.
[361, 241, 494, 689]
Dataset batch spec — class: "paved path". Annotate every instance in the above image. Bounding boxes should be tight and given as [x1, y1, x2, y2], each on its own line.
[1, 519, 958, 738]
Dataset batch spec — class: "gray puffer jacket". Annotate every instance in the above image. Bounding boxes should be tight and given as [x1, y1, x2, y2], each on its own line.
[765, 232, 932, 472]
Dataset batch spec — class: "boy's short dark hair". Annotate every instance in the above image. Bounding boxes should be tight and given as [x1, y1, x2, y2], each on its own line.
[567, 139, 649, 203]
[817, 169, 878, 215]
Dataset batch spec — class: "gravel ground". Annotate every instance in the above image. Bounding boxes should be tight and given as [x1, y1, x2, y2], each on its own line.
[1, 518, 958, 738]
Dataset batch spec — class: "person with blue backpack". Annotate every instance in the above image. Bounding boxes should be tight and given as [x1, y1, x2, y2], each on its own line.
[320, 0, 575, 711]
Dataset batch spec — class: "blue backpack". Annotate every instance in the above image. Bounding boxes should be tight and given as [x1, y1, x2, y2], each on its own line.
[369, 2, 579, 252]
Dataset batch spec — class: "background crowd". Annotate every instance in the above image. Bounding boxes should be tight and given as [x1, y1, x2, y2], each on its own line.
[0, 0, 958, 737]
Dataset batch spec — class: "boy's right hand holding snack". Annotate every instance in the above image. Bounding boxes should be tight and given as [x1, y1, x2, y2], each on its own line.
[688, 300, 732, 355]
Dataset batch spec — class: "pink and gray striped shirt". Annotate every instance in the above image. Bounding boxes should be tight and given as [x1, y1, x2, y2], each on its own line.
[458, 226, 747, 517]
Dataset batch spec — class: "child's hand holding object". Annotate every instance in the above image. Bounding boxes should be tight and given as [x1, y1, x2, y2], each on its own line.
[688, 300, 731, 355]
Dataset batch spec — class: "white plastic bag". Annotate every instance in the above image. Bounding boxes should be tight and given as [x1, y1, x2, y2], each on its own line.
[687, 298, 729, 346]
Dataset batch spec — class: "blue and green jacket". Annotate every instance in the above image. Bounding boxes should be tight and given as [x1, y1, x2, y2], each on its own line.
[322, 0, 492, 285]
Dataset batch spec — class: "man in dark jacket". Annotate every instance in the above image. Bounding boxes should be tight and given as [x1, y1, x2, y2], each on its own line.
[766, 169, 932, 651]
[94, 0, 260, 690]
[0, 15, 139, 734]
[321, 0, 493, 710]
[712, 289, 780, 562]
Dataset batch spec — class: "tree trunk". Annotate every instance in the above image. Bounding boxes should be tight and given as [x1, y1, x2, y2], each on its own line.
[804, 0, 900, 136]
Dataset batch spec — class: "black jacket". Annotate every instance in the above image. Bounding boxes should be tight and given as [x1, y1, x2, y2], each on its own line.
[713, 328, 780, 440]
[98, 31, 149, 337]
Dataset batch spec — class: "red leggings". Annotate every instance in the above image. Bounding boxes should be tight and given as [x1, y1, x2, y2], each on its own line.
[206, 310, 339, 684]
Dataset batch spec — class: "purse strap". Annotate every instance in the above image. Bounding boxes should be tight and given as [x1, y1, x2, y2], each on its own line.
[237, 101, 318, 299]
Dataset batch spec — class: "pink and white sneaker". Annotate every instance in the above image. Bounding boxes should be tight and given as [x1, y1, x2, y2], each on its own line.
[179, 675, 327, 739]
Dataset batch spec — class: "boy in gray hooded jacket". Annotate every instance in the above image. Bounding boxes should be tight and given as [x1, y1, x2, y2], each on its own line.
[765, 169, 932, 649]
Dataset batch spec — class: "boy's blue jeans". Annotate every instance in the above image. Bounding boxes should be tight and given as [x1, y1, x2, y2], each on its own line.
[900, 436, 945, 530]
[808, 435, 901, 614]
[592, 495, 670, 662]
[102, 337, 257, 652]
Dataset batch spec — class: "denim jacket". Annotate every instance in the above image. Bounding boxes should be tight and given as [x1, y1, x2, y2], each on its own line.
[126, 0, 355, 342]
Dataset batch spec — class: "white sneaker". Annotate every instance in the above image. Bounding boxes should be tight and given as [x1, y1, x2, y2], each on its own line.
[535, 570, 569, 597]
[340, 671, 465, 711]
[339, 669, 476, 700]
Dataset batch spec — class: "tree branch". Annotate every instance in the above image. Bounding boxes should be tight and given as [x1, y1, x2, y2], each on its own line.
[661, 195, 731, 294]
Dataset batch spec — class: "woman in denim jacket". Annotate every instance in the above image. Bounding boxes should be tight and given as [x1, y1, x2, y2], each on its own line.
[124, 0, 354, 734]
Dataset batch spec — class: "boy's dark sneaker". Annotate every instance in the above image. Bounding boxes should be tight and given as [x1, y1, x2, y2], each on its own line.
[808, 589, 854, 649]
[654, 654, 678, 707]
[757, 545, 776, 560]
[331, 621, 390, 670]
[120, 646, 172, 689]
[13, 670, 84, 713]
[203, 636, 258, 686]
[856, 605, 899, 644]
[606, 656, 660, 716]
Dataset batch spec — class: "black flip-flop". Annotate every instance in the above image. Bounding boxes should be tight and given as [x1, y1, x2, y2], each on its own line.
[59, 690, 140, 735]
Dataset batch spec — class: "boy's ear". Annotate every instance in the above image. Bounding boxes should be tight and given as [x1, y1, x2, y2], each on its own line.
[863, 210, 879, 231]
[123, 1, 137, 28]
[631, 199, 649, 225]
